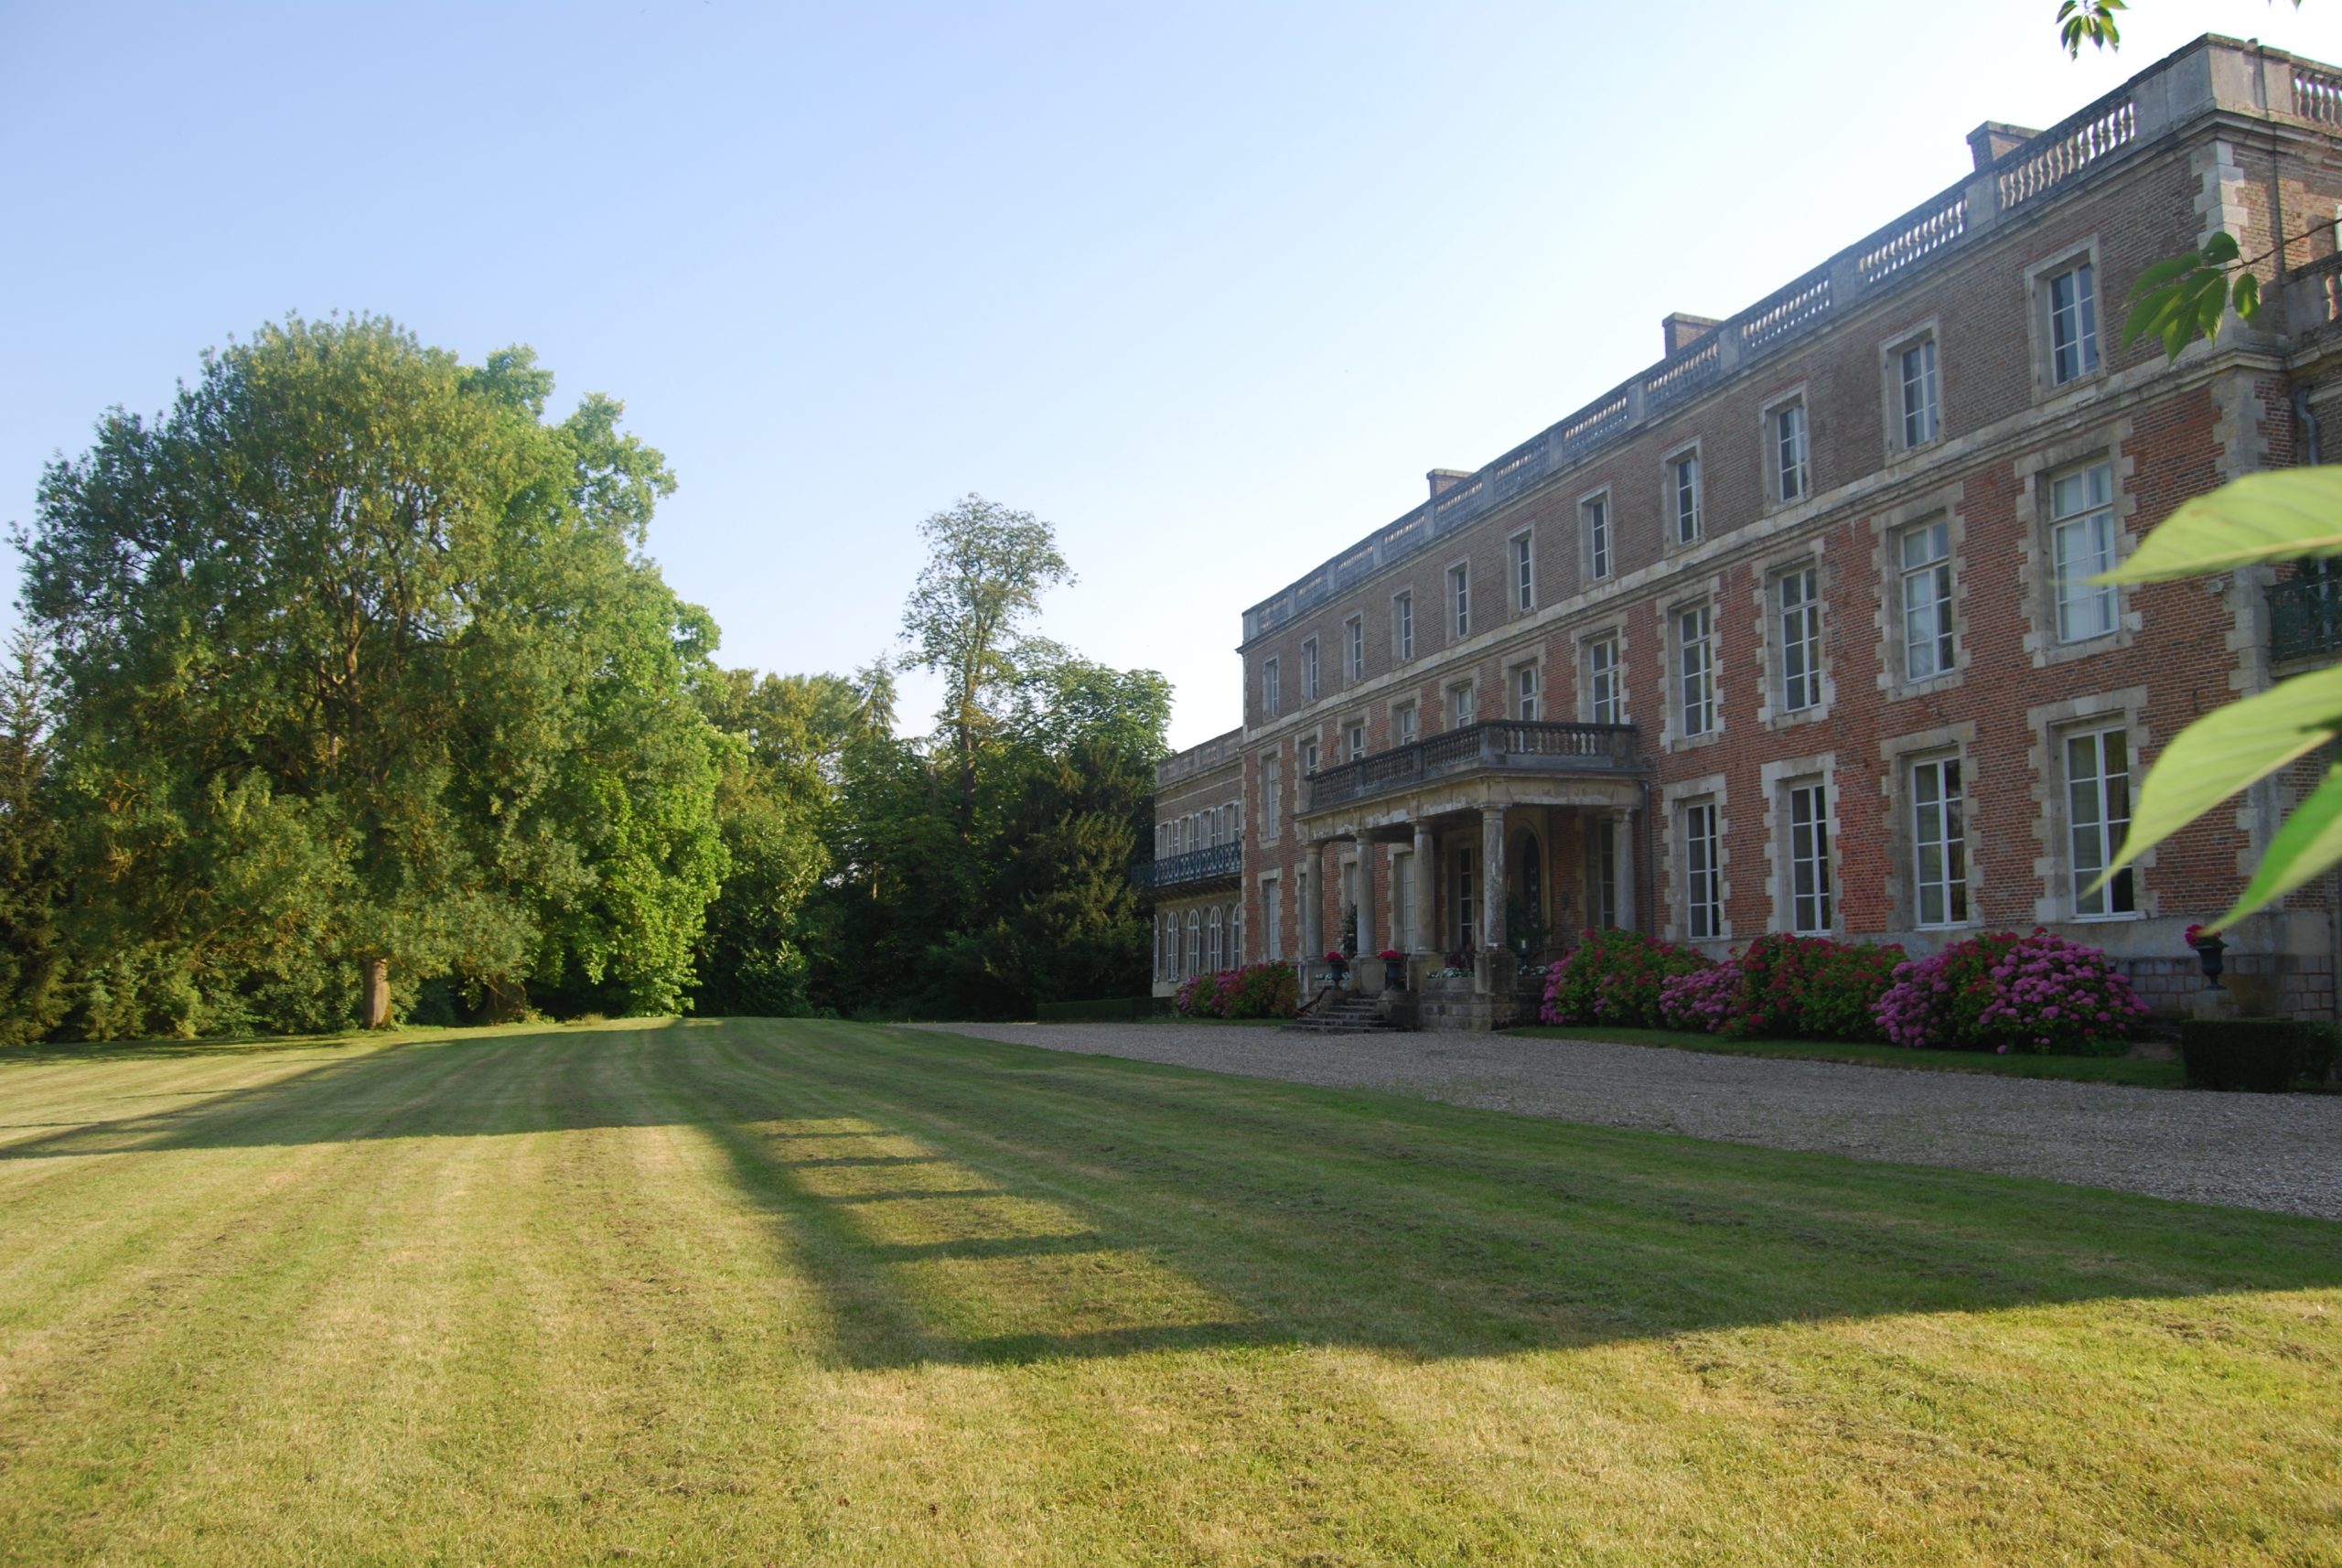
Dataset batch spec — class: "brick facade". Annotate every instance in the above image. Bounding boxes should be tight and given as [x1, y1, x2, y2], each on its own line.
[1150, 38, 2342, 1024]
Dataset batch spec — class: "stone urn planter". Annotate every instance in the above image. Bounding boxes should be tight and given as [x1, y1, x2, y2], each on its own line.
[2193, 935, 2228, 990]
[1380, 950, 1406, 990]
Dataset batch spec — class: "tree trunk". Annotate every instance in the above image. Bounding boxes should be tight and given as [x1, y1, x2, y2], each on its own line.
[482, 974, 528, 1024]
[361, 958, 392, 1029]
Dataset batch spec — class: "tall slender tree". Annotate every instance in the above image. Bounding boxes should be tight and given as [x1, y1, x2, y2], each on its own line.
[897, 496, 1072, 838]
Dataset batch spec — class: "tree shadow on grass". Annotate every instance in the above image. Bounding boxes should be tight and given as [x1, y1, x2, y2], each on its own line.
[672, 1021, 2342, 1371]
[0, 1026, 683, 1158]
[9, 1016, 2340, 1369]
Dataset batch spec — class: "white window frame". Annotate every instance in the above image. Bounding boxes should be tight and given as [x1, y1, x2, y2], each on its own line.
[1769, 398, 1810, 504]
[1262, 657, 1281, 717]
[1393, 591, 1414, 661]
[2047, 258, 2100, 386]
[1898, 335, 1941, 449]
[1510, 529, 1536, 614]
[1786, 779, 1832, 934]
[1910, 754, 1969, 929]
[1582, 491, 1612, 582]
[1207, 907, 1223, 972]
[1585, 632, 1622, 725]
[2050, 460, 2119, 643]
[1185, 909, 1201, 979]
[1668, 448, 1703, 544]
[1682, 799, 1723, 940]
[1677, 602, 1714, 738]
[1300, 736, 1319, 775]
[1344, 614, 1365, 681]
[1394, 700, 1418, 746]
[1898, 520, 1956, 682]
[1449, 681, 1477, 729]
[1512, 661, 1540, 722]
[1261, 754, 1281, 839]
[1448, 563, 1471, 639]
[1778, 565, 1821, 714]
[1346, 720, 1367, 761]
[2066, 724, 2136, 918]
[1301, 638, 1319, 703]
[1260, 874, 1284, 960]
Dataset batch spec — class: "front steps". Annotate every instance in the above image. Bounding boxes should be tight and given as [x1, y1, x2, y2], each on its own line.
[1284, 993, 1397, 1035]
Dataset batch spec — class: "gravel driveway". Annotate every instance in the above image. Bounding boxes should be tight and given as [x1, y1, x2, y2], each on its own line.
[913, 1022, 2342, 1219]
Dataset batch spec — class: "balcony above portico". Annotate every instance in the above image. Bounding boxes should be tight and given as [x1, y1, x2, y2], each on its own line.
[1298, 720, 1644, 840]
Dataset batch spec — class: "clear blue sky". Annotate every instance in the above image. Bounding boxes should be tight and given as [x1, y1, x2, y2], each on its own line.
[5, 1, 2337, 750]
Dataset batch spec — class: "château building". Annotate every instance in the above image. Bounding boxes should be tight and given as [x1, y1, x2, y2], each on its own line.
[1144, 36, 2342, 1026]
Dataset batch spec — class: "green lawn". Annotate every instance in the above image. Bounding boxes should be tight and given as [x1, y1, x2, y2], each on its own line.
[2, 1020, 2335, 1565]
[1510, 1023, 2189, 1087]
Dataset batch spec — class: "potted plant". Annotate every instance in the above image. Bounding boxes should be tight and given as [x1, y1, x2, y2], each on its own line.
[1379, 948, 1406, 989]
[1324, 950, 1349, 987]
[2186, 923, 2227, 990]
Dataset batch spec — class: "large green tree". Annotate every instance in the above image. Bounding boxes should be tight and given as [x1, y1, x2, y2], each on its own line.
[691, 666, 886, 1016]
[0, 632, 66, 1044]
[17, 316, 725, 1035]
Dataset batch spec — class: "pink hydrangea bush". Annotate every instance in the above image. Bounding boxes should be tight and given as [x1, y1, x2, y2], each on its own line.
[1874, 929, 2145, 1055]
[1541, 929, 1711, 1028]
[1173, 971, 1230, 1018]
[1975, 928, 2150, 1055]
[1659, 962, 1747, 1032]
[1651, 934, 1905, 1040]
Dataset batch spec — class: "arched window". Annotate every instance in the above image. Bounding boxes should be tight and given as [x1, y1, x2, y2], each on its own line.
[1229, 904, 1243, 965]
[1186, 910, 1201, 977]
[1208, 907, 1223, 972]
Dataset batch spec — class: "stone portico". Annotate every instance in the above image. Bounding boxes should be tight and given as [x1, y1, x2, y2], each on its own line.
[1290, 721, 1648, 1029]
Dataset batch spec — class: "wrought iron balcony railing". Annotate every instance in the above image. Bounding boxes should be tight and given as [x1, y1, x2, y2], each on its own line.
[1303, 720, 1639, 813]
[2271, 575, 2342, 665]
[1132, 841, 1242, 895]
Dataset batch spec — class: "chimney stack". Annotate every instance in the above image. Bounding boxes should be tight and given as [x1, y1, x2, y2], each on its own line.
[1661, 313, 1723, 355]
[1966, 121, 2038, 170]
[1428, 468, 1474, 500]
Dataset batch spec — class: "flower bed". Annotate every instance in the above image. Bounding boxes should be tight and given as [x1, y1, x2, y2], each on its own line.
[1656, 933, 1904, 1042]
[1875, 928, 2147, 1056]
[1175, 961, 1298, 1019]
[1541, 929, 1710, 1028]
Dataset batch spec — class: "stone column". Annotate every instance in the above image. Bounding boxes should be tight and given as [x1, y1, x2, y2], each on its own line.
[1356, 843, 1376, 966]
[1412, 823, 1435, 953]
[1613, 809, 1638, 933]
[1301, 844, 1322, 961]
[1482, 808, 1509, 957]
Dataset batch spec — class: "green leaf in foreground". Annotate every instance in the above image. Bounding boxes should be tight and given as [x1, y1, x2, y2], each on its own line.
[2098, 661, 2342, 886]
[2097, 468, 2342, 585]
[2221, 762, 2342, 927]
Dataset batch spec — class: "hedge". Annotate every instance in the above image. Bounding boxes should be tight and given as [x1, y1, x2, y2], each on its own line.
[2178, 1017, 2341, 1092]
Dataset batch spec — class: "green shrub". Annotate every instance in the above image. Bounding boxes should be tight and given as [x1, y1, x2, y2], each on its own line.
[1541, 929, 1710, 1029]
[1220, 961, 1299, 1019]
[1735, 933, 1907, 1042]
[2179, 1017, 2341, 1092]
[1172, 962, 1297, 1020]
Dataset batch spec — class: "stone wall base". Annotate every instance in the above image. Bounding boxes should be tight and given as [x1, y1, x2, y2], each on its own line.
[2124, 953, 2336, 1022]
[1404, 978, 1542, 1032]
